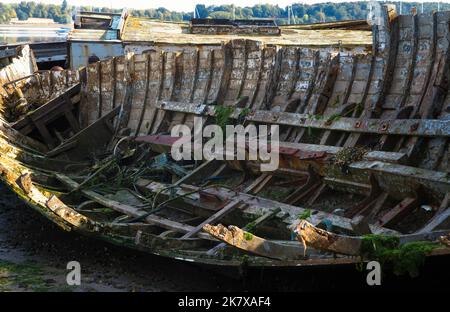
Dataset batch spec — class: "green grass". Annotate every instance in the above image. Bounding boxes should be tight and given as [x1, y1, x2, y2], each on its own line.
[0, 259, 78, 292]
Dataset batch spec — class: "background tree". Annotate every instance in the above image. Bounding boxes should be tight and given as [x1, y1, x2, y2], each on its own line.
[1, 1, 450, 25]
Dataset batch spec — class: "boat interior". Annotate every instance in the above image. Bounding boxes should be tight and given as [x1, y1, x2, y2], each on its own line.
[0, 5, 449, 271]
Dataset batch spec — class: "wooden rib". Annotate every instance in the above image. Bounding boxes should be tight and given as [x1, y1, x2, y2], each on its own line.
[117, 54, 135, 130]
[151, 51, 174, 134]
[418, 192, 450, 233]
[237, 40, 249, 100]
[374, 15, 400, 116]
[298, 50, 320, 114]
[416, 12, 438, 117]
[135, 52, 152, 136]
[375, 197, 419, 227]
[249, 47, 266, 108]
[306, 183, 328, 206]
[392, 14, 438, 157]
[182, 199, 244, 239]
[399, 13, 419, 110]
[203, 49, 214, 104]
[244, 173, 273, 194]
[285, 166, 321, 205]
[261, 47, 283, 110]
[366, 191, 390, 221]
[111, 57, 117, 109]
[287, 47, 302, 100]
[215, 43, 232, 105]
[174, 159, 220, 186]
[404, 14, 441, 158]
[189, 48, 200, 103]
[140, 51, 162, 135]
[343, 55, 359, 105]
[97, 61, 102, 119]
[345, 175, 381, 218]
[342, 54, 376, 147]
[419, 208, 450, 234]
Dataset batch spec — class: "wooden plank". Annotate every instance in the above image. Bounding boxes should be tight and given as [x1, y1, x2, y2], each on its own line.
[55, 173, 195, 234]
[181, 199, 244, 239]
[0, 48, 18, 59]
[203, 224, 304, 260]
[376, 197, 419, 227]
[139, 179, 400, 235]
[419, 208, 450, 233]
[34, 121, 56, 148]
[51, 106, 120, 160]
[174, 159, 220, 186]
[156, 101, 450, 138]
[206, 207, 282, 256]
[12, 83, 81, 133]
[295, 219, 450, 256]
[418, 192, 450, 233]
[244, 173, 272, 194]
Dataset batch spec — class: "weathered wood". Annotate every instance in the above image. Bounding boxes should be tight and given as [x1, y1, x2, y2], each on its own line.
[174, 159, 220, 186]
[0, 48, 18, 59]
[295, 220, 450, 256]
[203, 224, 304, 260]
[376, 197, 419, 227]
[182, 199, 244, 239]
[418, 193, 450, 233]
[285, 166, 321, 205]
[55, 173, 197, 234]
[345, 175, 381, 217]
[156, 101, 450, 138]
[244, 173, 273, 194]
[12, 83, 81, 135]
[206, 207, 282, 256]
[17, 173, 91, 229]
[48, 106, 121, 160]
[139, 179, 400, 235]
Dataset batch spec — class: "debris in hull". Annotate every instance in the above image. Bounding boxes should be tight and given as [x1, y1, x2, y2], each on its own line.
[0, 4, 449, 275]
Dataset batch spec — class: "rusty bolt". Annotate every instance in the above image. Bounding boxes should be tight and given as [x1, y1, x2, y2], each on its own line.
[355, 121, 361, 128]
[380, 123, 389, 132]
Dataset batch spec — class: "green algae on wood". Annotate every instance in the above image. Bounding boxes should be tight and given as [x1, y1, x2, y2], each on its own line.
[360, 234, 437, 278]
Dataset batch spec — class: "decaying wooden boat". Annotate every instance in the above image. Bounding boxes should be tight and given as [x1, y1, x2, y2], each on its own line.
[0, 5, 449, 275]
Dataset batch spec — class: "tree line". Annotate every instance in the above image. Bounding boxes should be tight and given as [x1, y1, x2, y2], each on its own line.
[1, 1, 450, 25]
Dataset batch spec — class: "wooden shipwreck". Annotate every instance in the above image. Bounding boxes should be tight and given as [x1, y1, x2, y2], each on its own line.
[0, 4, 449, 274]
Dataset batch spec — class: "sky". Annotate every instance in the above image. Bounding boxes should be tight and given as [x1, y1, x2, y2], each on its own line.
[1, 0, 449, 12]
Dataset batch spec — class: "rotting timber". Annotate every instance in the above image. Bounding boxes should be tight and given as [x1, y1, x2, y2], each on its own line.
[0, 5, 449, 275]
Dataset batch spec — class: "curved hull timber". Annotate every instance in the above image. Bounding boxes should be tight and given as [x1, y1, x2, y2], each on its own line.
[0, 4, 449, 271]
